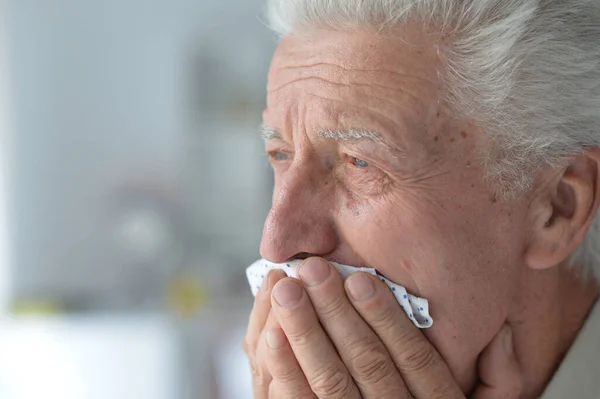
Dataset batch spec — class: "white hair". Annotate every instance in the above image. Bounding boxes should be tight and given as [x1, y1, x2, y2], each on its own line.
[265, 0, 600, 281]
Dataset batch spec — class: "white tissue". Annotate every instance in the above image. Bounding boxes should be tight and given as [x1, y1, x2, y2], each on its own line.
[246, 258, 433, 329]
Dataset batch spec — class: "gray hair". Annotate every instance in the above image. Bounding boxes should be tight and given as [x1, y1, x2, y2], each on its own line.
[265, 0, 600, 281]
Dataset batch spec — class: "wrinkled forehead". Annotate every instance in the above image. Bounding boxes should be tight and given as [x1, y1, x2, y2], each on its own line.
[268, 25, 442, 91]
[264, 26, 453, 155]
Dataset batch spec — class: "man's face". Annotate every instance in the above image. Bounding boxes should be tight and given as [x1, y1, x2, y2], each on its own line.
[259, 25, 531, 390]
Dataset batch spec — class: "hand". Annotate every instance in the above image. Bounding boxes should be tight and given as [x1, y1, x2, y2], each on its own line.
[243, 268, 289, 397]
[244, 257, 522, 398]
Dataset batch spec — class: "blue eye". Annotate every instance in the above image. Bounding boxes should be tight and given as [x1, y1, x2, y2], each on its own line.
[353, 158, 369, 167]
[272, 152, 289, 161]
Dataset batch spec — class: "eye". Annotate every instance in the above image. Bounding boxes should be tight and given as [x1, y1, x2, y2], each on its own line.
[269, 151, 290, 162]
[274, 152, 289, 161]
[352, 158, 369, 168]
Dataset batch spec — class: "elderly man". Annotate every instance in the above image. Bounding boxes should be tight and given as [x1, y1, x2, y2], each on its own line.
[243, 0, 600, 398]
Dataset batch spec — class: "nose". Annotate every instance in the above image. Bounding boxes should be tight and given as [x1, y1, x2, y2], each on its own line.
[260, 162, 337, 263]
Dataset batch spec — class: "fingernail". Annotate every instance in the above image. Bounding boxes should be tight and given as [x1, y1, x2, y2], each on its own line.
[260, 270, 272, 293]
[261, 269, 280, 294]
[266, 328, 286, 349]
[298, 258, 330, 287]
[347, 273, 375, 301]
[503, 325, 513, 354]
[273, 281, 303, 307]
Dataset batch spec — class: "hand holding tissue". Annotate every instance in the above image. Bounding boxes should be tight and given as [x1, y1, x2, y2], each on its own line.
[246, 258, 432, 328]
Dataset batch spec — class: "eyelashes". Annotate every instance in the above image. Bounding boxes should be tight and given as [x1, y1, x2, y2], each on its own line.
[268, 151, 371, 170]
[266, 149, 389, 195]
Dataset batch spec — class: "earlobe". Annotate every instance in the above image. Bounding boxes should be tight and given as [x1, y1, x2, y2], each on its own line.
[524, 149, 600, 270]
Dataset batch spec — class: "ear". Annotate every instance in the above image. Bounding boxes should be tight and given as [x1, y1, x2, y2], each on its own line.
[524, 149, 600, 270]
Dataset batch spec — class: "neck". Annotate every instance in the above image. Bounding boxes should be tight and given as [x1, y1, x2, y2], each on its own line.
[507, 263, 599, 398]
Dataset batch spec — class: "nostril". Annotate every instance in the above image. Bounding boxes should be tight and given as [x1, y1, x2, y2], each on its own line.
[288, 252, 320, 262]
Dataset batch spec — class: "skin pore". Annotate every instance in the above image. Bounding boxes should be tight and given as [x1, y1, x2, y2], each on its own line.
[259, 24, 599, 397]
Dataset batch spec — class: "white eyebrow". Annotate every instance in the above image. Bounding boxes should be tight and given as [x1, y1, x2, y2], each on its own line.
[319, 129, 383, 142]
[260, 125, 384, 143]
[259, 124, 281, 141]
[320, 129, 401, 152]
[321, 129, 406, 161]
[260, 125, 398, 154]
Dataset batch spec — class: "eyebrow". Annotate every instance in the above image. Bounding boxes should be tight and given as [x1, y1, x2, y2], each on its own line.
[260, 124, 389, 146]
[321, 129, 403, 159]
[260, 124, 404, 163]
[319, 129, 385, 144]
[260, 125, 282, 141]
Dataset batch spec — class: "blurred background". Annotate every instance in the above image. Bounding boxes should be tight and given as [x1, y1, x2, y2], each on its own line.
[0, 0, 276, 398]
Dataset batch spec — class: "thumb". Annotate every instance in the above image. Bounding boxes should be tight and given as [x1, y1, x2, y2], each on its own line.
[471, 324, 523, 399]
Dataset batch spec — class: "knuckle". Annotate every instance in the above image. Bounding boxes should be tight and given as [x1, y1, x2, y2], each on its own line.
[285, 320, 320, 348]
[310, 365, 353, 399]
[350, 344, 393, 383]
[243, 335, 257, 358]
[318, 296, 348, 320]
[367, 301, 398, 330]
[250, 356, 271, 388]
[399, 342, 437, 373]
[242, 337, 251, 356]
[428, 384, 462, 399]
[269, 360, 298, 384]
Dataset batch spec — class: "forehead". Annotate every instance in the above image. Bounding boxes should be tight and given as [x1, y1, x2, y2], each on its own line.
[264, 26, 444, 142]
[269, 25, 441, 78]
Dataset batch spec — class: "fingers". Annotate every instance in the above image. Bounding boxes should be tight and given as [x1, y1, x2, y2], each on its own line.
[244, 269, 286, 398]
[270, 276, 362, 399]
[268, 381, 280, 399]
[344, 272, 464, 399]
[471, 325, 523, 399]
[244, 269, 287, 357]
[253, 311, 277, 398]
[295, 257, 408, 398]
[263, 306, 317, 399]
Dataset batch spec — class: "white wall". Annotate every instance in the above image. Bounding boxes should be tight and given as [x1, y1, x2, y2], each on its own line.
[0, 0, 13, 316]
[7, 0, 275, 305]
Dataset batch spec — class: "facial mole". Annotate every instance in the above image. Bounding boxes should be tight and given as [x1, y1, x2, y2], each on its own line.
[491, 195, 497, 204]
[461, 131, 468, 138]
[466, 161, 471, 168]
[436, 112, 441, 118]
[434, 136, 439, 142]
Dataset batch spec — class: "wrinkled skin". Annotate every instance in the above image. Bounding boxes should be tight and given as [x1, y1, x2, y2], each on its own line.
[246, 24, 600, 398]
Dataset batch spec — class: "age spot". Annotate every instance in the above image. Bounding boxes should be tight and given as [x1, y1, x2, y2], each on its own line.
[450, 137, 455, 143]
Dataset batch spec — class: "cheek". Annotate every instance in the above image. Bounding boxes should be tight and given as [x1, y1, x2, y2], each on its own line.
[337, 187, 524, 385]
